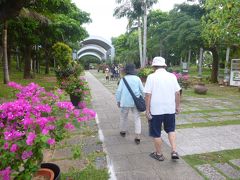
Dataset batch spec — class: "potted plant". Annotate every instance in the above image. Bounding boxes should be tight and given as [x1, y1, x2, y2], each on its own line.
[172, 71, 190, 95]
[61, 77, 89, 107]
[137, 66, 154, 82]
[0, 82, 96, 179]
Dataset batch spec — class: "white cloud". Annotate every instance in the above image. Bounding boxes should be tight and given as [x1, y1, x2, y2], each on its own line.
[72, 0, 187, 42]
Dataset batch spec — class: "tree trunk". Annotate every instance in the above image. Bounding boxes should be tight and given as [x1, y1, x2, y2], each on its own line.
[188, 48, 191, 66]
[45, 47, 50, 74]
[7, 45, 11, 72]
[137, 17, 143, 68]
[0, 46, 3, 63]
[142, 0, 147, 67]
[224, 47, 230, 82]
[210, 46, 219, 83]
[23, 45, 32, 79]
[16, 47, 20, 70]
[2, 20, 10, 84]
[198, 47, 203, 77]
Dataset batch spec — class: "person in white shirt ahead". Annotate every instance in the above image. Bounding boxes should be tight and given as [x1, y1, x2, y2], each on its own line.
[144, 56, 181, 161]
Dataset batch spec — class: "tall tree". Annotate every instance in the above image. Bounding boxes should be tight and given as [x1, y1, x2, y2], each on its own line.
[0, 0, 30, 83]
[114, 0, 157, 67]
[202, 0, 240, 82]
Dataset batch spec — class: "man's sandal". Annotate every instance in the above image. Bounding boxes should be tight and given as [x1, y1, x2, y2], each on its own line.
[120, 131, 126, 137]
[149, 152, 165, 161]
[171, 151, 179, 159]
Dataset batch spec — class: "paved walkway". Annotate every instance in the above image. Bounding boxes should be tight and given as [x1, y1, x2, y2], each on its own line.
[85, 71, 203, 180]
[162, 125, 240, 156]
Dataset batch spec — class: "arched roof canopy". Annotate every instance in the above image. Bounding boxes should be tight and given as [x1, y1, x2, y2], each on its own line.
[77, 45, 106, 59]
[81, 36, 113, 51]
[79, 36, 115, 62]
[78, 52, 102, 61]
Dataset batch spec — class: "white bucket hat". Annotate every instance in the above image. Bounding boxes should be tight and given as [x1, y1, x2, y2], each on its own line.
[152, 56, 167, 67]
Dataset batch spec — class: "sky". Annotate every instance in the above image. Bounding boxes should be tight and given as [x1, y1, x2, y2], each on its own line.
[72, 0, 187, 42]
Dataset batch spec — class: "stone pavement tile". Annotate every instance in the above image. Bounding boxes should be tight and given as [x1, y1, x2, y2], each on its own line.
[176, 120, 190, 125]
[230, 159, 240, 168]
[50, 159, 88, 173]
[220, 111, 240, 116]
[154, 161, 203, 180]
[107, 144, 141, 156]
[115, 169, 160, 180]
[52, 147, 72, 160]
[208, 116, 240, 122]
[95, 156, 107, 169]
[99, 122, 113, 130]
[138, 142, 155, 153]
[111, 158, 133, 172]
[127, 152, 161, 170]
[59, 135, 83, 146]
[82, 141, 103, 155]
[103, 136, 120, 146]
[196, 164, 226, 180]
[215, 163, 240, 179]
[188, 117, 209, 123]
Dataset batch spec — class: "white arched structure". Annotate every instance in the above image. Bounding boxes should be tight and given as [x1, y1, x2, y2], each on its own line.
[78, 52, 102, 60]
[78, 36, 115, 62]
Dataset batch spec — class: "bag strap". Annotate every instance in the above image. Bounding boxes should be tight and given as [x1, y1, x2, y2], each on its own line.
[123, 77, 136, 99]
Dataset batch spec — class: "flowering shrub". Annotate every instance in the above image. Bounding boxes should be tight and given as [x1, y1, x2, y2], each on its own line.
[0, 82, 96, 180]
[60, 77, 89, 102]
[55, 62, 84, 82]
[137, 67, 154, 78]
[172, 72, 190, 89]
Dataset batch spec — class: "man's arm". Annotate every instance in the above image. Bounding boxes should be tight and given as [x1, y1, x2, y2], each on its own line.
[175, 91, 180, 114]
[145, 93, 152, 119]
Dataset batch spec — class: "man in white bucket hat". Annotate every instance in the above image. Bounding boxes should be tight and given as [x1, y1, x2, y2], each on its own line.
[144, 56, 181, 161]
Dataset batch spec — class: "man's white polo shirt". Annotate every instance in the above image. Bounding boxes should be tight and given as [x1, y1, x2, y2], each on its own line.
[144, 68, 181, 115]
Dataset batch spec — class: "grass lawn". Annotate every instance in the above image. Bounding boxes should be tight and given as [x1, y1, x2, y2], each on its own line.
[0, 67, 57, 100]
[183, 149, 240, 179]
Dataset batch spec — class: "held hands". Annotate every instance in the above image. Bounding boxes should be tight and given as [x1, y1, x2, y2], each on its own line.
[145, 110, 152, 120]
[176, 106, 180, 114]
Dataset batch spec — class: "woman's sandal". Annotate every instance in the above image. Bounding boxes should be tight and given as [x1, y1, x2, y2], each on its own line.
[134, 138, 140, 145]
[149, 152, 165, 161]
[171, 151, 179, 159]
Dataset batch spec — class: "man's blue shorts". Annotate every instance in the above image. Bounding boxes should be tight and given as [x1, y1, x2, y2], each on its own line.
[149, 114, 175, 137]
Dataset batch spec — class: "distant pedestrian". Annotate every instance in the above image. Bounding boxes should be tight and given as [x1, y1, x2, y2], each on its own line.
[105, 67, 110, 82]
[115, 64, 144, 144]
[144, 56, 181, 161]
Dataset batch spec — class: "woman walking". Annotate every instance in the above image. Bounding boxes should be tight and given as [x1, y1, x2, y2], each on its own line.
[115, 64, 144, 144]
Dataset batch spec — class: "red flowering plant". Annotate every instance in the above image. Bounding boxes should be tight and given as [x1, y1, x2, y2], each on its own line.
[172, 72, 190, 89]
[0, 82, 96, 180]
[61, 77, 89, 102]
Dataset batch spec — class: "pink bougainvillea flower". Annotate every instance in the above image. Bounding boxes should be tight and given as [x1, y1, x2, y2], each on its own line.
[3, 143, 9, 150]
[21, 150, 33, 160]
[0, 167, 11, 180]
[82, 108, 96, 118]
[78, 101, 86, 109]
[8, 81, 23, 90]
[26, 132, 36, 146]
[10, 144, 18, 152]
[64, 123, 75, 130]
[47, 138, 55, 145]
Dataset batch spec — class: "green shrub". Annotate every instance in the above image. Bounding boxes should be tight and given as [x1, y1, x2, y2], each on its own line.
[137, 66, 154, 78]
[55, 62, 84, 82]
[52, 42, 72, 67]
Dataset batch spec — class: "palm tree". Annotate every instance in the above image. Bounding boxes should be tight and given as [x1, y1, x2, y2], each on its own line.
[114, 0, 157, 67]
[114, 0, 144, 67]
